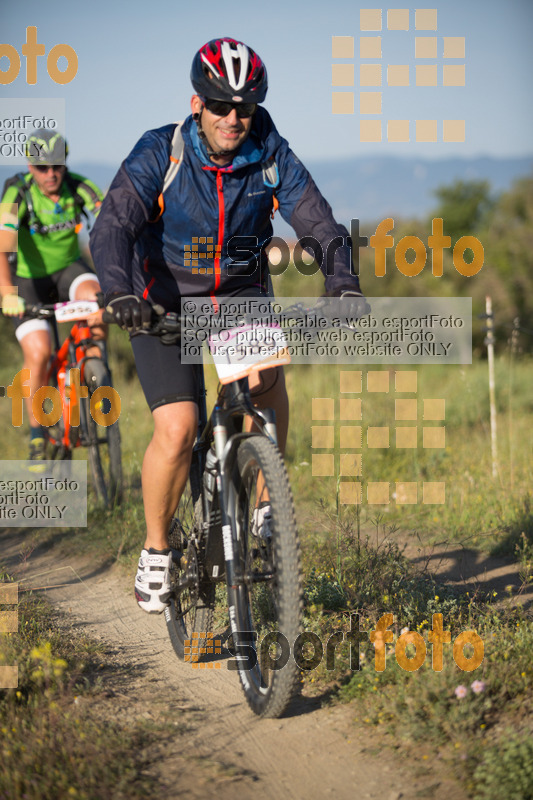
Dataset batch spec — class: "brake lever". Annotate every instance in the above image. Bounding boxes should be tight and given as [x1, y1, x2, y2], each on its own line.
[151, 310, 181, 345]
[29, 305, 54, 320]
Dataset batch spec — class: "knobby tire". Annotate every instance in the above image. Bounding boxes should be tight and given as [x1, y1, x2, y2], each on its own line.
[84, 375, 123, 508]
[230, 436, 302, 718]
[165, 464, 216, 660]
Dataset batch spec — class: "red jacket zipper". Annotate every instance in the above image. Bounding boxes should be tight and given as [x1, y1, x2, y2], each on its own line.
[209, 169, 226, 311]
[202, 165, 229, 312]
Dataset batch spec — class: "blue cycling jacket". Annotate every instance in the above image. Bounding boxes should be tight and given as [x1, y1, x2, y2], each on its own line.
[90, 108, 359, 307]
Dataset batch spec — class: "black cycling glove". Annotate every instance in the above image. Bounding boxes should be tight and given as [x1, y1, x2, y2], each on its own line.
[105, 293, 153, 333]
[318, 284, 371, 320]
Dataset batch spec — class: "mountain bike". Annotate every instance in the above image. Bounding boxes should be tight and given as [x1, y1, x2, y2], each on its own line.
[26, 299, 122, 508]
[104, 304, 303, 717]
[163, 296, 366, 715]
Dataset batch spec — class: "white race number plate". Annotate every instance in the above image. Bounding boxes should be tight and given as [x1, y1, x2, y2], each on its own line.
[53, 300, 100, 322]
[209, 323, 291, 384]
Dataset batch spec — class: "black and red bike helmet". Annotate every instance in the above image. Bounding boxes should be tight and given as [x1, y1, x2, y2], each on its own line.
[191, 38, 268, 104]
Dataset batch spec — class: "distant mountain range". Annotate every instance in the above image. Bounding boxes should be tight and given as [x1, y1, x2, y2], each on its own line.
[306, 155, 533, 226]
[2, 155, 531, 233]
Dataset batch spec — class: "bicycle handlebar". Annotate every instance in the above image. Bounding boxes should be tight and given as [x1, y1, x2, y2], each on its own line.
[102, 299, 360, 341]
[25, 299, 101, 322]
[101, 308, 182, 343]
[20, 292, 106, 322]
[25, 304, 57, 321]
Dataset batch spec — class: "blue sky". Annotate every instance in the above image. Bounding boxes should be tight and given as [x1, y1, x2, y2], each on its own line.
[1, 0, 532, 167]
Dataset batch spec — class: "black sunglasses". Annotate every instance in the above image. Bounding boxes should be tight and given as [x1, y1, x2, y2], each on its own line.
[202, 97, 257, 119]
[34, 164, 64, 173]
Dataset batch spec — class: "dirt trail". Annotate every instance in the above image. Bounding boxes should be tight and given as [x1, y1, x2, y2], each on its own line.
[2, 526, 493, 800]
[396, 530, 533, 608]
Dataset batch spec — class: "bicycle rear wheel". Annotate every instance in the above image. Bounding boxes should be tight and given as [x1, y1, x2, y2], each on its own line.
[86, 412, 122, 507]
[229, 436, 302, 718]
[165, 467, 216, 660]
[83, 364, 123, 507]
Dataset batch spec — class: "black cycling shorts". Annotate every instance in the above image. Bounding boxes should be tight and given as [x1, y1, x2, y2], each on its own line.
[13, 260, 99, 335]
[131, 290, 276, 412]
[130, 333, 204, 412]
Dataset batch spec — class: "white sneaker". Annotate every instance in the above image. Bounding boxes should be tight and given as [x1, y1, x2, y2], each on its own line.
[251, 504, 272, 540]
[134, 548, 172, 614]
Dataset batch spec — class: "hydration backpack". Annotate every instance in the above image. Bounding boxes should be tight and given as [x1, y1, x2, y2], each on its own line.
[1, 171, 101, 236]
[151, 122, 280, 222]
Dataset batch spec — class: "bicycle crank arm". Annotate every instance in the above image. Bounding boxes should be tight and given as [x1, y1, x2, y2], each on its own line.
[249, 569, 275, 582]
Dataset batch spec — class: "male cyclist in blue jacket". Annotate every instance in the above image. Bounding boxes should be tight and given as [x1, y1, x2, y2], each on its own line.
[90, 37, 368, 613]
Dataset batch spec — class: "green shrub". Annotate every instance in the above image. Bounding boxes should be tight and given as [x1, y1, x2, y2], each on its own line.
[473, 730, 533, 800]
[304, 568, 346, 610]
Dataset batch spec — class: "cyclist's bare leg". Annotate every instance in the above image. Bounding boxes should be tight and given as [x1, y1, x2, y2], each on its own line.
[142, 401, 198, 551]
[247, 365, 288, 454]
[73, 277, 106, 346]
[246, 366, 288, 509]
[19, 328, 52, 428]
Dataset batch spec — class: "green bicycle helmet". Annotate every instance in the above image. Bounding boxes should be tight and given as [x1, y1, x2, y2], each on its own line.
[26, 129, 68, 164]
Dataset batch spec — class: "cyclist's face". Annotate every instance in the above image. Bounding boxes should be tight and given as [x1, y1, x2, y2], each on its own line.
[191, 95, 252, 162]
[28, 164, 66, 197]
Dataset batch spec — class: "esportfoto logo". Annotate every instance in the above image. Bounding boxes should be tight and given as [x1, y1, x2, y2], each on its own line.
[332, 8, 466, 143]
[185, 613, 484, 673]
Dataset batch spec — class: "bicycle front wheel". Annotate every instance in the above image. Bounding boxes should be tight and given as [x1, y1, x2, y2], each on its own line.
[229, 436, 302, 718]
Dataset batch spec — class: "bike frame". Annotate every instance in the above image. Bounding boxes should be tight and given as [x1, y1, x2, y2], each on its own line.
[44, 313, 108, 452]
[177, 368, 278, 595]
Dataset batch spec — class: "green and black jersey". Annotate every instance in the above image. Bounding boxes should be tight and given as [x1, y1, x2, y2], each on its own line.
[0, 172, 103, 279]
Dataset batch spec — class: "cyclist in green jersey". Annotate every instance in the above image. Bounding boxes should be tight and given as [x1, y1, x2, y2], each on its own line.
[0, 130, 105, 465]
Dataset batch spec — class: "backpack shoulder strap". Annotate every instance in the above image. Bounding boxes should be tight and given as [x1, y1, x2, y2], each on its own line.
[64, 171, 101, 210]
[3, 173, 38, 228]
[151, 122, 185, 222]
[163, 122, 185, 192]
[261, 157, 279, 189]
[63, 171, 103, 232]
[2, 172, 31, 212]
[261, 156, 279, 218]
